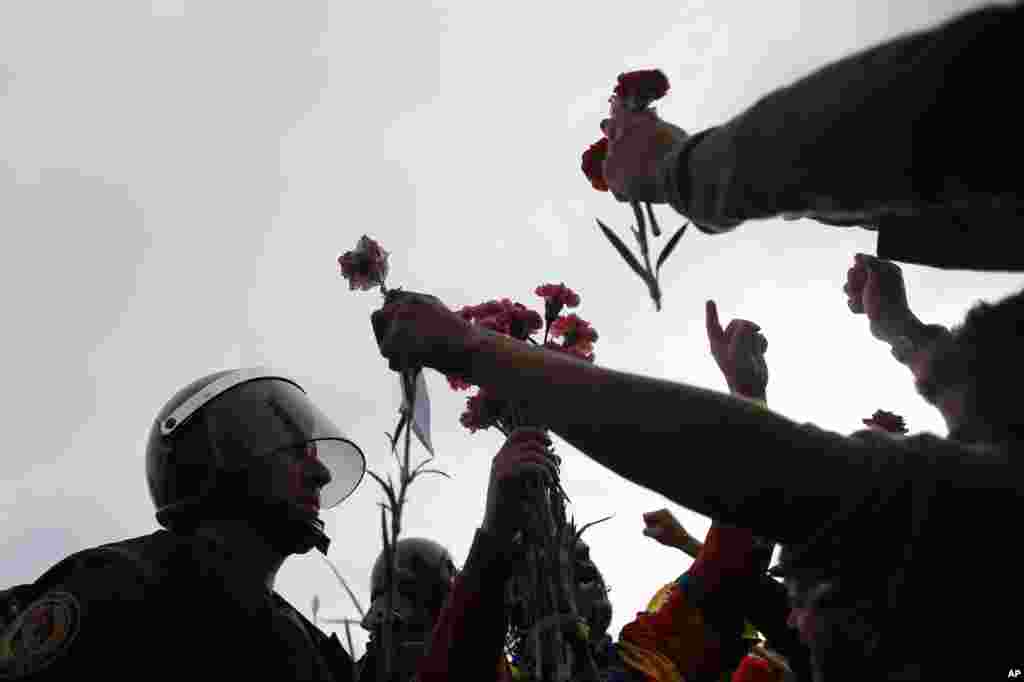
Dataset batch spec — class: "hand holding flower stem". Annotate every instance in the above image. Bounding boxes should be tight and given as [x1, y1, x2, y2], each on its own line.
[583, 70, 690, 311]
[338, 235, 448, 681]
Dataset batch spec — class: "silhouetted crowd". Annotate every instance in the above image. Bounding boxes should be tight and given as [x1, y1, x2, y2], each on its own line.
[2, 4, 1021, 681]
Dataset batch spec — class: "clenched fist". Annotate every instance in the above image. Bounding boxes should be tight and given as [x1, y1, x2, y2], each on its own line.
[642, 508, 703, 558]
[482, 429, 558, 540]
[843, 254, 920, 344]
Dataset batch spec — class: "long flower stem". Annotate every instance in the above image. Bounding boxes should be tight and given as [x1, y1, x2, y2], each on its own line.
[379, 371, 418, 682]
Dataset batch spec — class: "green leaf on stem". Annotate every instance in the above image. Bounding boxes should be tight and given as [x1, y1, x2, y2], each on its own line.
[644, 202, 662, 237]
[631, 201, 649, 255]
[596, 219, 647, 281]
[380, 505, 391, 554]
[410, 458, 449, 479]
[391, 411, 409, 454]
[574, 514, 614, 544]
[656, 222, 689, 274]
[411, 468, 451, 480]
[649, 281, 663, 312]
[344, 621, 356, 665]
[366, 469, 399, 511]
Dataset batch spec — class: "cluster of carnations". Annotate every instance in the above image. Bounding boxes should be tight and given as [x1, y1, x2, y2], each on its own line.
[448, 284, 598, 434]
[579, 69, 688, 312]
[862, 409, 909, 434]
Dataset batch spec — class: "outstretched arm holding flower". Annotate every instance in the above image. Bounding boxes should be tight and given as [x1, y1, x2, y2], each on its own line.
[371, 292, 1010, 547]
[601, 5, 1024, 271]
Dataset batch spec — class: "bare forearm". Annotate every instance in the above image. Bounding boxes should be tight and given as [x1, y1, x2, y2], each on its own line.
[888, 319, 951, 370]
[678, 536, 703, 560]
[465, 331, 871, 541]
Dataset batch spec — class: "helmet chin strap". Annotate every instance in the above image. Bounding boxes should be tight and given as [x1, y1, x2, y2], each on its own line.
[202, 470, 332, 556]
[195, 486, 332, 556]
[249, 500, 331, 556]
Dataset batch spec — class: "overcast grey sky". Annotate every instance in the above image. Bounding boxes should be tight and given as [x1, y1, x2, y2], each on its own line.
[2, 0, 1018, 658]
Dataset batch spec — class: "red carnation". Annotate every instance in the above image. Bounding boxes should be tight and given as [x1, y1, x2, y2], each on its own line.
[537, 282, 581, 326]
[447, 375, 473, 391]
[508, 304, 542, 340]
[613, 69, 670, 104]
[460, 298, 541, 341]
[733, 655, 773, 682]
[550, 314, 599, 353]
[535, 283, 580, 308]
[581, 138, 609, 192]
[862, 409, 908, 434]
[338, 235, 390, 291]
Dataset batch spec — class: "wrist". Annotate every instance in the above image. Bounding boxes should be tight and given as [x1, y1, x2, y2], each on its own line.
[729, 384, 767, 403]
[877, 313, 925, 345]
[889, 322, 949, 366]
[677, 537, 703, 559]
[658, 134, 692, 211]
[439, 325, 489, 377]
[463, 526, 515, 583]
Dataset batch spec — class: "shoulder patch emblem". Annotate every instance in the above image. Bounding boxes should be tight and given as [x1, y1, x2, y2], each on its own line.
[0, 592, 81, 679]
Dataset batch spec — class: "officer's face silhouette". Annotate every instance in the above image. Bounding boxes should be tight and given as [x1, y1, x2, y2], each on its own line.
[361, 564, 439, 635]
[261, 441, 332, 512]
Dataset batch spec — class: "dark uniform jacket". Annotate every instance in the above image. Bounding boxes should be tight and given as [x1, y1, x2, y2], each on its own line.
[0, 530, 354, 681]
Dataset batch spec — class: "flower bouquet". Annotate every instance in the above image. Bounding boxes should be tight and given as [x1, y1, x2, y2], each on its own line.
[447, 284, 606, 681]
[581, 69, 690, 312]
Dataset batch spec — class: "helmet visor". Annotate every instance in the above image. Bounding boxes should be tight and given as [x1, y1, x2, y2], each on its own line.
[203, 378, 366, 508]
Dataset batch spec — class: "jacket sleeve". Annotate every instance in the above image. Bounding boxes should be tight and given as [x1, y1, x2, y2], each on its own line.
[0, 552, 152, 680]
[664, 4, 1023, 234]
[874, 206, 1024, 271]
[417, 528, 514, 682]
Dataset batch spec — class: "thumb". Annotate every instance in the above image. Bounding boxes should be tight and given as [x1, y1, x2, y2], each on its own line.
[705, 300, 725, 347]
[642, 527, 663, 538]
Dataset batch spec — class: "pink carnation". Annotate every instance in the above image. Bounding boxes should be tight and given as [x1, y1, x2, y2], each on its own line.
[862, 409, 908, 434]
[613, 69, 670, 103]
[581, 138, 610, 192]
[550, 314, 599, 352]
[338, 235, 390, 291]
[447, 375, 473, 391]
[537, 282, 581, 325]
[535, 283, 580, 308]
[460, 298, 541, 341]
